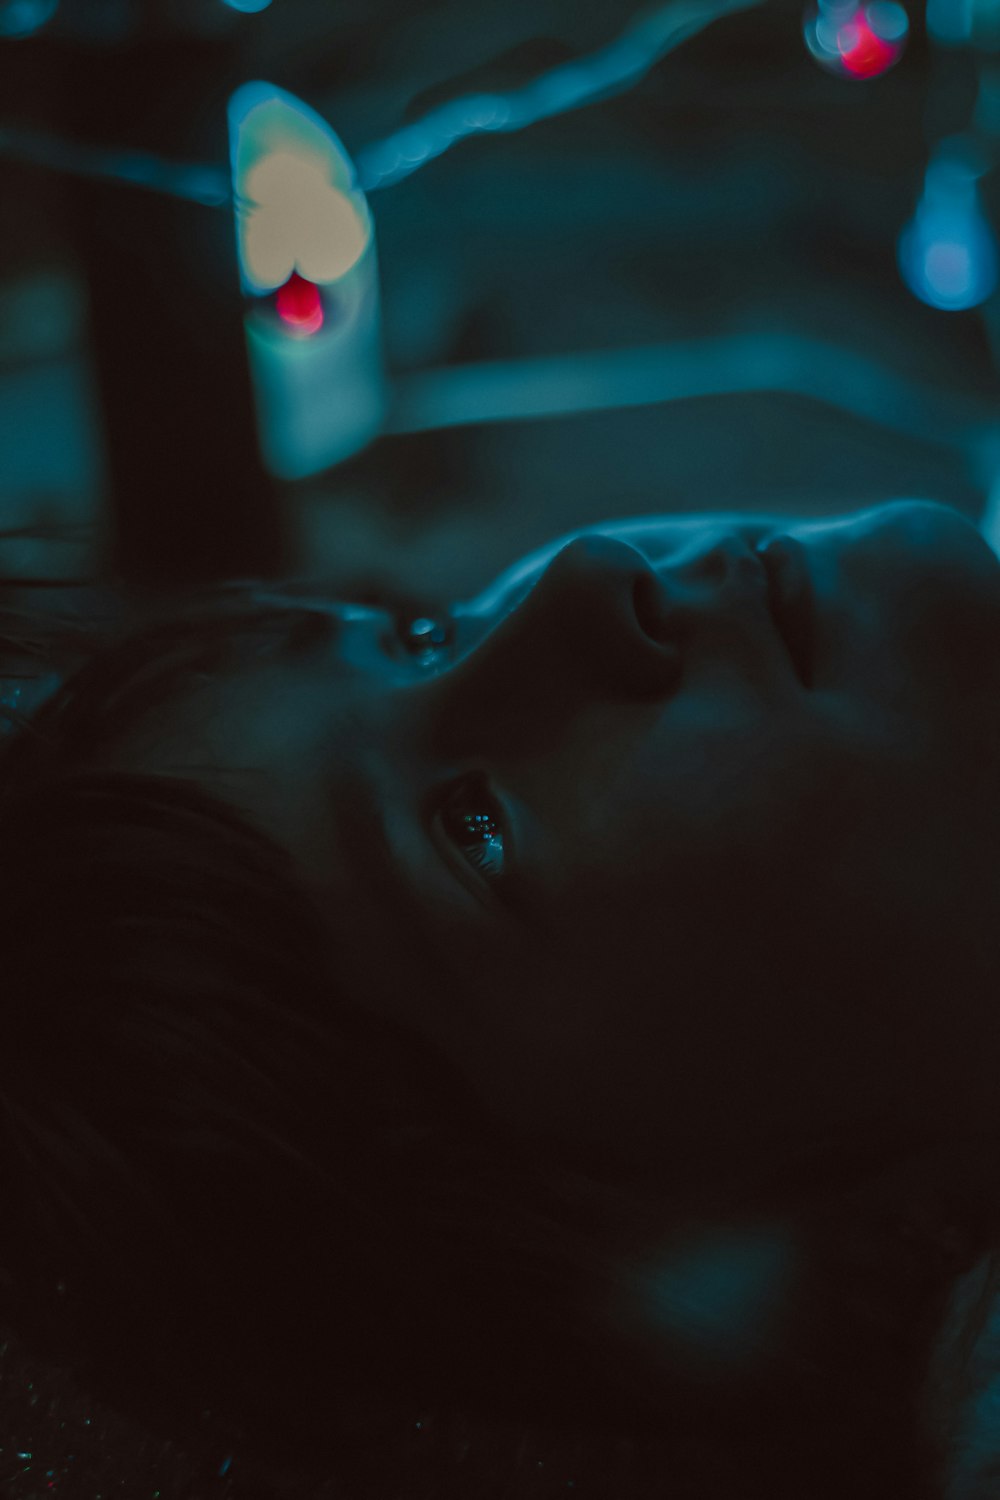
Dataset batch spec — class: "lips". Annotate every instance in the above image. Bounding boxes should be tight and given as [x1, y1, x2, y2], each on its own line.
[756, 537, 816, 687]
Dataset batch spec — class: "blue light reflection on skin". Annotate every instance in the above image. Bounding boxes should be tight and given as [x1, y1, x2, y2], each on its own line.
[0, 0, 57, 39]
[636, 1228, 799, 1372]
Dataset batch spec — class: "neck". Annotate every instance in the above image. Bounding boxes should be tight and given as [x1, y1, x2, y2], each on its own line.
[598, 1200, 979, 1498]
[206, 1189, 998, 1497]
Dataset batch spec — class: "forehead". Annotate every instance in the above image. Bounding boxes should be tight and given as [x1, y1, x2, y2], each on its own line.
[97, 607, 375, 826]
[126, 670, 379, 959]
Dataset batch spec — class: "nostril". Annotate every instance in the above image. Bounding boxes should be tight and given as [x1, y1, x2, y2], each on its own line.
[537, 536, 681, 696]
[632, 571, 675, 645]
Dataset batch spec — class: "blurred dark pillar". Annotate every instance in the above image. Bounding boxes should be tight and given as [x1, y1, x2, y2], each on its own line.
[52, 15, 287, 595]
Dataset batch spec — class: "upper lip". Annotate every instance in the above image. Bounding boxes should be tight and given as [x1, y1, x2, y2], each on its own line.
[755, 536, 816, 687]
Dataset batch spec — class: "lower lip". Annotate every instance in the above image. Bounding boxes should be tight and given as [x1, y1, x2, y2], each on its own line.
[757, 537, 815, 688]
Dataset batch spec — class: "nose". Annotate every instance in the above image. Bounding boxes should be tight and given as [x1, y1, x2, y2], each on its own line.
[420, 535, 683, 758]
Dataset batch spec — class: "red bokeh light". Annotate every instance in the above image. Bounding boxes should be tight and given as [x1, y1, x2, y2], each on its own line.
[275, 272, 324, 336]
[838, 13, 900, 76]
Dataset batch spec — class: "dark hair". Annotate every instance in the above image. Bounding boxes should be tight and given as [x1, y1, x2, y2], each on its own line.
[0, 569, 709, 1493]
[0, 558, 994, 1498]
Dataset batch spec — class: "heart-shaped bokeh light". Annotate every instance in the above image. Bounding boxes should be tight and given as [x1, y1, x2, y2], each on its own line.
[242, 151, 369, 289]
[229, 82, 373, 297]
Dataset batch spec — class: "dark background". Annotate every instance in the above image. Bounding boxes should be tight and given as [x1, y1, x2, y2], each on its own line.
[0, 0, 998, 609]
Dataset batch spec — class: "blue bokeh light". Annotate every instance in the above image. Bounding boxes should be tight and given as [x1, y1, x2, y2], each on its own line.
[898, 142, 998, 310]
[803, 0, 908, 79]
[899, 210, 998, 309]
[926, 0, 972, 43]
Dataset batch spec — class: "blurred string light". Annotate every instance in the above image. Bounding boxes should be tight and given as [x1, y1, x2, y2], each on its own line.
[354, 0, 761, 190]
[386, 331, 994, 451]
[0, 0, 764, 205]
[274, 270, 324, 334]
[0, 124, 231, 206]
[927, 0, 972, 44]
[927, 0, 1000, 47]
[221, 0, 272, 11]
[229, 83, 385, 478]
[803, 0, 908, 78]
[898, 135, 998, 309]
[230, 85, 372, 295]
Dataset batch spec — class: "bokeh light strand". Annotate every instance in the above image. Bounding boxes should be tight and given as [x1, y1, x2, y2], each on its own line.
[354, 0, 765, 191]
[0, 0, 765, 206]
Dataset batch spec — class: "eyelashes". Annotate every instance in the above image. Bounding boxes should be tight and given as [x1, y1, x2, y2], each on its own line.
[431, 772, 509, 892]
[391, 615, 509, 894]
[383, 612, 457, 669]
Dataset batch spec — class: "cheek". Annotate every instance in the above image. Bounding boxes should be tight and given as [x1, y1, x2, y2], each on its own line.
[609, 705, 817, 864]
[428, 873, 933, 1202]
[539, 870, 908, 1154]
[404, 892, 673, 1155]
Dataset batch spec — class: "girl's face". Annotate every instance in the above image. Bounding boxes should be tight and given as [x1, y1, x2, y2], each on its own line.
[115, 500, 1000, 1203]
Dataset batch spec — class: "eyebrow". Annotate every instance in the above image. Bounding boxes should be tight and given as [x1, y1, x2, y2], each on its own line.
[25, 599, 348, 759]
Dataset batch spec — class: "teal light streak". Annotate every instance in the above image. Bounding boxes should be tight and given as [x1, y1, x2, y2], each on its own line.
[386, 331, 995, 453]
[355, 0, 764, 191]
[0, 0, 764, 204]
